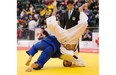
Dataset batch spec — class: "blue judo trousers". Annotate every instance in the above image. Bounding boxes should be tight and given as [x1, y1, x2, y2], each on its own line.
[26, 35, 61, 70]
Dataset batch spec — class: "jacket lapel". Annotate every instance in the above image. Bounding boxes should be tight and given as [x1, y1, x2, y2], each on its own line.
[69, 10, 74, 20]
[66, 11, 69, 20]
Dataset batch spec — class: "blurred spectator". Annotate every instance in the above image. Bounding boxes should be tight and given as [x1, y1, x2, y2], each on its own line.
[38, 0, 43, 4]
[17, 1, 22, 10]
[22, 16, 29, 39]
[37, 28, 49, 40]
[17, 23, 23, 39]
[26, 3, 30, 9]
[82, 28, 92, 41]
[81, 0, 85, 4]
[20, 9, 26, 18]
[45, 7, 52, 17]
[22, 12, 28, 20]
[39, 7, 46, 17]
[17, 8, 21, 17]
[28, 16, 38, 40]
[17, 19, 24, 39]
[75, 0, 82, 9]
[25, 3, 31, 15]
[39, 16, 46, 28]
[29, 4, 34, 14]
[84, 8, 93, 27]
[29, 0, 35, 5]
[95, 10, 99, 26]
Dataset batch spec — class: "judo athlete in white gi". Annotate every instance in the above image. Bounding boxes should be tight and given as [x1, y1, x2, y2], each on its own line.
[46, 3, 89, 67]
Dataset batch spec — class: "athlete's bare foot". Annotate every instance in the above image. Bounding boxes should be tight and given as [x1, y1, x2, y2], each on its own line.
[25, 67, 33, 72]
[25, 63, 39, 72]
[25, 59, 31, 66]
[25, 55, 32, 66]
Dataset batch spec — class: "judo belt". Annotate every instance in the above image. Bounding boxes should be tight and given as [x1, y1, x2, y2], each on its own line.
[62, 44, 76, 50]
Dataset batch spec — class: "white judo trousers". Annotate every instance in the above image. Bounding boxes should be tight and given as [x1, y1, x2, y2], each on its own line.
[46, 12, 88, 56]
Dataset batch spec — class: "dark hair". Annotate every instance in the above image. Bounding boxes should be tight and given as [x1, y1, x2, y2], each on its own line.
[43, 30, 49, 37]
[67, 0, 74, 5]
[41, 27, 45, 30]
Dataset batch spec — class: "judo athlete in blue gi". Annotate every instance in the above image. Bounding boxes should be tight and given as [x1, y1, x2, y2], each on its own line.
[25, 30, 62, 72]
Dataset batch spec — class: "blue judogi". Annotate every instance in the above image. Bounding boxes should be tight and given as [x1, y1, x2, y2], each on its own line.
[26, 35, 61, 70]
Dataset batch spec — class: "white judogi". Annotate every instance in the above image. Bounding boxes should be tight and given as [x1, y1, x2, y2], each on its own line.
[46, 12, 88, 56]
